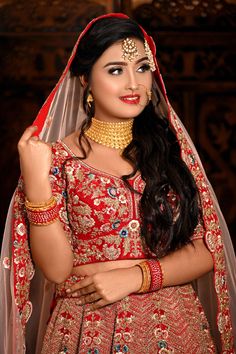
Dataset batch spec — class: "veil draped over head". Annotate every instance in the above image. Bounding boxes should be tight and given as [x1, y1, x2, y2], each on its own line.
[0, 13, 235, 354]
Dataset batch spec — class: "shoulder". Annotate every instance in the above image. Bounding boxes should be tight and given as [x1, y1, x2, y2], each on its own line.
[50, 139, 72, 169]
[50, 132, 81, 170]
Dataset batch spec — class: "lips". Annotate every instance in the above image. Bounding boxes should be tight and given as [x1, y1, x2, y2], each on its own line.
[119, 94, 140, 105]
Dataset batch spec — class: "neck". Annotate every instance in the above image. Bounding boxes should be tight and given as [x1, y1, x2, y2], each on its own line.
[85, 117, 133, 149]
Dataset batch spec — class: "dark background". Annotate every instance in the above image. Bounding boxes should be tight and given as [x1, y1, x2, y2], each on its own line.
[0, 0, 235, 249]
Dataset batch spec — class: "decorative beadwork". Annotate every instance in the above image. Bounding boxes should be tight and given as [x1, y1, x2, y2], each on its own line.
[119, 228, 129, 238]
[121, 37, 140, 62]
[25, 197, 59, 226]
[85, 117, 133, 150]
[147, 259, 164, 292]
[144, 39, 156, 72]
[158, 340, 167, 349]
[52, 166, 60, 175]
[11, 137, 232, 352]
[107, 187, 117, 198]
[112, 220, 121, 229]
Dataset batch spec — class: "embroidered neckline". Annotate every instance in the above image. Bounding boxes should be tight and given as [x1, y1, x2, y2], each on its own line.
[58, 140, 141, 182]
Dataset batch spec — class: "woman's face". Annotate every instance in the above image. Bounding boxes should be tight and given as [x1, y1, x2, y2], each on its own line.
[89, 38, 153, 122]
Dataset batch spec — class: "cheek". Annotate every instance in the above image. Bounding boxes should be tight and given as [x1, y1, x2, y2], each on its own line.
[91, 74, 120, 98]
[140, 73, 152, 89]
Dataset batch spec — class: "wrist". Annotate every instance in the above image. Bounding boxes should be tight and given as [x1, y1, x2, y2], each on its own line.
[24, 179, 52, 203]
[25, 195, 59, 226]
[129, 265, 143, 293]
[134, 259, 164, 294]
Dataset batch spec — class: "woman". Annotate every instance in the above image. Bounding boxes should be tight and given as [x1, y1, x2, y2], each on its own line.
[0, 13, 235, 354]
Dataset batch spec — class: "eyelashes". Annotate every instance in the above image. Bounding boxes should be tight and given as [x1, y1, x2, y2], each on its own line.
[108, 67, 123, 75]
[108, 63, 151, 75]
[137, 63, 151, 72]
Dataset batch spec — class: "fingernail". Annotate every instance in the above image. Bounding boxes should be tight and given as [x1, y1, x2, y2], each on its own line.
[72, 292, 78, 297]
[66, 289, 71, 293]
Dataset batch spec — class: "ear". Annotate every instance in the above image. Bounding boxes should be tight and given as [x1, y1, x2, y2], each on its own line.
[79, 75, 88, 87]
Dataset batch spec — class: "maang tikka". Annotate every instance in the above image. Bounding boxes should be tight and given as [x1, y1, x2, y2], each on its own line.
[121, 37, 156, 72]
[122, 38, 140, 62]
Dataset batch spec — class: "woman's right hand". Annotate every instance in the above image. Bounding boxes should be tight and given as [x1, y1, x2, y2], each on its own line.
[17, 125, 53, 201]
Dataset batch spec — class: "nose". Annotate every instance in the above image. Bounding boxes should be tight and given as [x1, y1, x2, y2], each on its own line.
[126, 69, 139, 91]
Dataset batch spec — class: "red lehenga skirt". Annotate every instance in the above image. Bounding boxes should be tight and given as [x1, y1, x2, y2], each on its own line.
[41, 275, 216, 354]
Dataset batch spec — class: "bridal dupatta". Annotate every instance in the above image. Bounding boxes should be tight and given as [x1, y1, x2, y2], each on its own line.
[0, 13, 235, 354]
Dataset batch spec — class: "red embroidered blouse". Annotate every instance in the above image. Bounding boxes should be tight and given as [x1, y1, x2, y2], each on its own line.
[50, 141, 203, 267]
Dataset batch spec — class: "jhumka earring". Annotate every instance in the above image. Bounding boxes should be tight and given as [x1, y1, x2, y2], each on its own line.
[144, 39, 156, 72]
[147, 90, 152, 101]
[87, 92, 94, 108]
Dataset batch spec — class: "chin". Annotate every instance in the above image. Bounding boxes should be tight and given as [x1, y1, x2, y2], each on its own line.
[116, 107, 144, 119]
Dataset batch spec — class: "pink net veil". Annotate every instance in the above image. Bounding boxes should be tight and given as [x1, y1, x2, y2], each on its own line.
[0, 13, 235, 354]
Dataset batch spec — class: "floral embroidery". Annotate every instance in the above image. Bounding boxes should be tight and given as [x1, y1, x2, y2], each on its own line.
[11, 138, 233, 353]
[52, 166, 60, 175]
[112, 220, 121, 229]
[107, 187, 117, 198]
[45, 141, 154, 265]
[3, 257, 11, 269]
[119, 228, 129, 238]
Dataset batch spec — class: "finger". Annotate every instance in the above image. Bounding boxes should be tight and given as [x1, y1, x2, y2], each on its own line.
[71, 283, 96, 297]
[19, 126, 38, 144]
[30, 135, 39, 141]
[66, 276, 94, 294]
[78, 292, 102, 304]
[88, 298, 108, 311]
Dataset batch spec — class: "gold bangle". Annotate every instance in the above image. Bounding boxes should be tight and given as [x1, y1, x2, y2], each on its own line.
[136, 261, 151, 293]
[25, 196, 56, 210]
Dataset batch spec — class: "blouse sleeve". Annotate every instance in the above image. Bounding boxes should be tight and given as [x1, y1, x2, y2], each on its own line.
[49, 143, 73, 245]
[190, 219, 205, 241]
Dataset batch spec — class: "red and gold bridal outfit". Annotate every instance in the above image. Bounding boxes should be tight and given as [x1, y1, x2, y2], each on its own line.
[1, 13, 235, 354]
[38, 141, 215, 354]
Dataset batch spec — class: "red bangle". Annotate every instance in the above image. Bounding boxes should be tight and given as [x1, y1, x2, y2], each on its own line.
[146, 259, 164, 292]
[25, 196, 59, 225]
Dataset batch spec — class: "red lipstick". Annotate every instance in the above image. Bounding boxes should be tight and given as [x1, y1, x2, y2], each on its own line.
[119, 94, 140, 105]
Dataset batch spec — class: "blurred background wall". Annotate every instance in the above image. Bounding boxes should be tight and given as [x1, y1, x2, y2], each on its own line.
[0, 0, 235, 248]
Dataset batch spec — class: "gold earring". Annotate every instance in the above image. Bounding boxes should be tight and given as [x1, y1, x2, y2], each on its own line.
[144, 39, 156, 72]
[147, 90, 152, 101]
[87, 92, 94, 108]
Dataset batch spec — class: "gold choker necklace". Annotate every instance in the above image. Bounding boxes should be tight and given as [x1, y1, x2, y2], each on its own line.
[85, 117, 133, 149]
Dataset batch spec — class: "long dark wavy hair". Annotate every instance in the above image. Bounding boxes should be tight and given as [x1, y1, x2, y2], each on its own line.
[70, 17, 200, 257]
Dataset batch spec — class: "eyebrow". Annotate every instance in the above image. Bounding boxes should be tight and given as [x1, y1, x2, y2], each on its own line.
[103, 56, 148, 68]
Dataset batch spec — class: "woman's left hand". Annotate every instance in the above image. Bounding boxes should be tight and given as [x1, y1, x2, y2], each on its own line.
[66, 266, 142, 310]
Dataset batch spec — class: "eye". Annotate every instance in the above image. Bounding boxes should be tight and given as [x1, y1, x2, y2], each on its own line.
[137, 63, 151, 73]
[108, 67, 123, 75]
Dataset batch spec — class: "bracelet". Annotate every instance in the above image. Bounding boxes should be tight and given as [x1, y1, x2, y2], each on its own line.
[136, 259, 164, 293]
[25, 195, 56, 210]
[147, 259, 164, 292]
[136, 261, 151, 293]
[25, 196, 59, 225]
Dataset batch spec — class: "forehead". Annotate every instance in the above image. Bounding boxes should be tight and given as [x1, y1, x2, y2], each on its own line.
[97, 38, 146, 63]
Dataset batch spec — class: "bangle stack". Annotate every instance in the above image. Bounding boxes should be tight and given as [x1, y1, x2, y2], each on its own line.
[25, 196, 59, 226]
[136, 259, 164, 293]
[136, 261, 152, 293]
